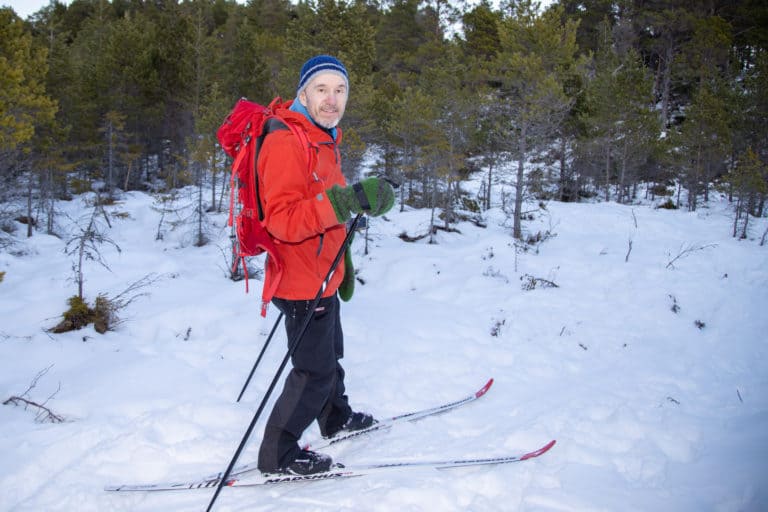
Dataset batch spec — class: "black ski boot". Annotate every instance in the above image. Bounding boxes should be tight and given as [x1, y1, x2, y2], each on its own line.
[326, 411, 377, 439]
[279, 449, 333, 475]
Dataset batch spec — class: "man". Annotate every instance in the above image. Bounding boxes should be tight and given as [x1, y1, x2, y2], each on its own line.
[256, 55, 395, 476]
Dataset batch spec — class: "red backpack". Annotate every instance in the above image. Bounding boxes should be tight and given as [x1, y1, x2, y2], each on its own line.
[217, 97, 316, 316]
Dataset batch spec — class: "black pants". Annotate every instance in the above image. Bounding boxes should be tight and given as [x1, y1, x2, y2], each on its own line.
[257, 294, 352, 472]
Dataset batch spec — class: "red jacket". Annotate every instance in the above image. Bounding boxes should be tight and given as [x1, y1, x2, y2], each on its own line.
[257, 100, 347, 300]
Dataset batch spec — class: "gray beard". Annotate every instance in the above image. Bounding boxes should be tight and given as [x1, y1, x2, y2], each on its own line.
[317, 119, 340, 129]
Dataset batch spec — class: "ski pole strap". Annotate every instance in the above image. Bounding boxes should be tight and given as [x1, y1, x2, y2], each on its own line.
[352, 182, 371, 211]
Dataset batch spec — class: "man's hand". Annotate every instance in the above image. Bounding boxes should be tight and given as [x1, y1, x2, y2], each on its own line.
[326, 177, 395, 223]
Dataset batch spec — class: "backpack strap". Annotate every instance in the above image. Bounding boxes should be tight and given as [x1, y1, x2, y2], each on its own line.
[254, 117, 289, 221]
[254, 115, 318, 220]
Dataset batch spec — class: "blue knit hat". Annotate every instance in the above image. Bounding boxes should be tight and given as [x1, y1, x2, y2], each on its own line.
[297, 55, 349, 95]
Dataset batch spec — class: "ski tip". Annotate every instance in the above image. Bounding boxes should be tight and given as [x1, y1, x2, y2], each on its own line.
[476, 378, 494, 398]
[520, 439, 556, 461]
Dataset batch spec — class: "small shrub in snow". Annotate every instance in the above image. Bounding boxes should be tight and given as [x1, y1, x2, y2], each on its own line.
[669, 294, 680, 313]
[50, 295, 112, 334]
[657, 199, 677, 210]
[490, 318, 505, 337]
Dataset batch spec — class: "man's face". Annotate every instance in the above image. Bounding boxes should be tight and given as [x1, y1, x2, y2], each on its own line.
[299, 72, 348, 129]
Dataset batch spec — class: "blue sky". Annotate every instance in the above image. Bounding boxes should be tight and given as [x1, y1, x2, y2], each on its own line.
[2, 0, 66, 19]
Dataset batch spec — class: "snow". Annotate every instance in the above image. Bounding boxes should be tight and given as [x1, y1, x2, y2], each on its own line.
[1, 189, 767, 511]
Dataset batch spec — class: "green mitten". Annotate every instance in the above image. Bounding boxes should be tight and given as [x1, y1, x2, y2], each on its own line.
[338, 249, 355, 302]
[326, 177, 395, 223]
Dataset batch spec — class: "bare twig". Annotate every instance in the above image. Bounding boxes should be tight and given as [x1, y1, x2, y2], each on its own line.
[96, 272, 167, 331]
[666, 243, 718, 269]
[20, 365, 52, 395]
[520, 274, 559, 291]
[0, 331, 33, 342]
[3, 365, 66, 423]
[109, 273, 165, 310]
[4, 386, 65, 423]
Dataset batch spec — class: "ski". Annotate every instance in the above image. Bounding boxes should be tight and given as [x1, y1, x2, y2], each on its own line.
[308, 377, 495, 451]
[104, 439, 555, 491]
[104, 379, 494, 492]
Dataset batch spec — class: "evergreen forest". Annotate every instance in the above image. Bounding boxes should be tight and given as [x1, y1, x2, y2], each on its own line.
[2, 0, 767, 244]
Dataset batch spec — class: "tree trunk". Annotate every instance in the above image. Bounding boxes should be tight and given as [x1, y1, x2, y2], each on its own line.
[485, 159, 493, 210]
[618, 144, 627, 204]
[210, 149, 218, 212]
[196, 163, 204, 246]
[690, 144, 702, 211]
[46, 169, 55, 235]
[558, 136, 568, 202]
[740, 203, 749, 239]
[107, 121, 115, 197]
[513, 124, 527, 240]
[26, 175, 33, 238]
[660, 44, 673, 127]
[604, 141, 612, 202]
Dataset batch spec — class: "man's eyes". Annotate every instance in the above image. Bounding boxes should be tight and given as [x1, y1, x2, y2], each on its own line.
[314, 87, 346, 95]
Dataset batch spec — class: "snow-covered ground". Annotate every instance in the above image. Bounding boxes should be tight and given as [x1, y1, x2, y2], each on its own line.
[1, 189, 766, 511]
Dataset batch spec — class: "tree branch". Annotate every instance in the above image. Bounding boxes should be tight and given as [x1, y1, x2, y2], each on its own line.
[666, 243, 718, 269]
[3, 365, 66, 423]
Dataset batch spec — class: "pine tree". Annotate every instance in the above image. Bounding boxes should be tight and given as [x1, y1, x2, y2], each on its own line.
[1, 7, 59, 243]
[630, 0, 696, 128]
[99, 110, 128, 198]
[738, 40, 768, 197]
[730, 148, 767, 239]
[374, 0, 432, 84]
[578, 21, 658, 203]
[487, 1, 580, 238]
[62, 15, 119, 186]
[673, 80, 733, 211]
[419, 44, 474, 229]
[560, 0, 617, 55]
[462, 0, 501, 61]
[0, 8, 58, 153]
[221, 1, 284, 102]
[388, 86, 442, 209]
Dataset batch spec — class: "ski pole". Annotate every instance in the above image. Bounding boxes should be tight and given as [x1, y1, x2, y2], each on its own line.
[236, 311, 284, 402]
[205, 213, 363, 512]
